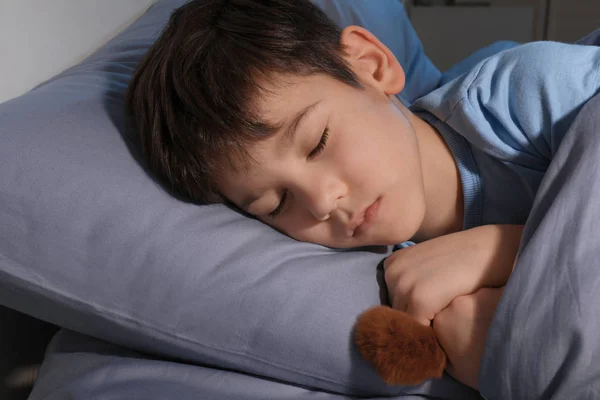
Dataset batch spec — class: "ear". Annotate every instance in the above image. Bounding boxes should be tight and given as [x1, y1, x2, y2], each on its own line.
[340, 25, 405, 95]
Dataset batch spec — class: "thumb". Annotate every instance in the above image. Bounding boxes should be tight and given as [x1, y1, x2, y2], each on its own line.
[406, 305, 433, 326]
[404, 302, 433, 327]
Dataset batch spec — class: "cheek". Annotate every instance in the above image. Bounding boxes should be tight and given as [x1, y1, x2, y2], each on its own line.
[343, 109, 410, 159]
[277, 213, 337, 245]
[270, 210, 319, 240]
[335, 128, 407, 186]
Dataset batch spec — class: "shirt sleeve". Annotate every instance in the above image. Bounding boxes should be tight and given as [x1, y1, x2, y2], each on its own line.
[412, 41, 600, 171]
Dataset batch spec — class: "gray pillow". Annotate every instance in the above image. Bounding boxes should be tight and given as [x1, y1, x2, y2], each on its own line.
[0, 0, 466, 397]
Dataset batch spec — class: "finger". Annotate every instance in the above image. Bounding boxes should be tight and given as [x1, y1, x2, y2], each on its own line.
[382, 249, 403, 270]
[392, 298, 430, 326]
[382, 255, 394, 270]
[405, 302, 433, 327]
[445, 360, 478, 390]
[391, 296, 408, 313]
[444, 363, 460, 384]
[473, 286, 505, 304]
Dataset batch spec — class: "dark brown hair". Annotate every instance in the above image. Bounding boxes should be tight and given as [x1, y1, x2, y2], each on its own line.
[126, 0, 360, 203]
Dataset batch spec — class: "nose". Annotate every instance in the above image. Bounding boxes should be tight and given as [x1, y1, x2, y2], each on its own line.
[297, 174, 345, 221]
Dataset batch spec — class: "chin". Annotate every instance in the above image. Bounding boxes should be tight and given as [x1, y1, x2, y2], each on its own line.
[363, 232, 412, 247]
[382, 227, 420, 245]
[388, 210, 426, 244]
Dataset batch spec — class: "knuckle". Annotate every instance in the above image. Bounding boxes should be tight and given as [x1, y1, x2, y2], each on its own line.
[432, 311, 446, 330]
[383, 254, 398, 270]
[409, 286, 429, 311]
[384, 249, 407, 266]
[384, 268, 410, 289]
[449, 294, 476, 314]
[392, 280, 409, 299]
[382, 257, 392, 271]
[383, 268, 395, 287]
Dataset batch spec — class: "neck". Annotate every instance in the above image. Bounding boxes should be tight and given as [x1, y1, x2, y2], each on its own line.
[402, 104, 463, 241]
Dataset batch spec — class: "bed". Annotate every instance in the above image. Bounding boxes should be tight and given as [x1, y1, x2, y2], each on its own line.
[2, 1, 598, 399]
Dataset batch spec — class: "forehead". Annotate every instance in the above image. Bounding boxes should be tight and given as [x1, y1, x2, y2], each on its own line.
[232, 73, 334, 160]
[255, 73, 336, 120]
[219, 74, 337, 203]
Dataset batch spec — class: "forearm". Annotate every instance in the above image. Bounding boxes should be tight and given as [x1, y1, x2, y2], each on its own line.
[476, 224, 524, 288]
[433, 286, 505, 390]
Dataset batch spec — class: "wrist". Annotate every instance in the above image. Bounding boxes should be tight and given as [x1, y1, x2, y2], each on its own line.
[478, 224, 524, 287]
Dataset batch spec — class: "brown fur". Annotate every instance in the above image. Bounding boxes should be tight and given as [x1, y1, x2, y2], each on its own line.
[354, 306, 447, 385]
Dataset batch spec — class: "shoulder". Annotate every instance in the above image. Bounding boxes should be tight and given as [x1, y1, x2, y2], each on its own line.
[413, 41, 600, 162]
[463, 41, 600, 106]
[414, 41, 600, 120]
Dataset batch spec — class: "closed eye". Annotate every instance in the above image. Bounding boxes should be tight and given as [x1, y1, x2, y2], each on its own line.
[308, 128, 329, 159]
[268, 190, 287, 218]
[268, 128, 328, 219]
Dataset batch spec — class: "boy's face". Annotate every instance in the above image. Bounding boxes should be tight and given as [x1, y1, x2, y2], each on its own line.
[219, 26, 428, 248]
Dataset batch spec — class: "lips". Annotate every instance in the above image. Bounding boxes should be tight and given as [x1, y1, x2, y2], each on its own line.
[347, 197, 381, 237]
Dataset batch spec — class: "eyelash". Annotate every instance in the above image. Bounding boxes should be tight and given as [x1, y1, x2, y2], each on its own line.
[308, 128, 329, 159]
[268, 128, 329, 218]
[268, 190, 287, 218]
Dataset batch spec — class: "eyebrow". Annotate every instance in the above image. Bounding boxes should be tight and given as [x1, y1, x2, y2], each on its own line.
[240, 100, 321, 211]
[280, 100, 321, 147]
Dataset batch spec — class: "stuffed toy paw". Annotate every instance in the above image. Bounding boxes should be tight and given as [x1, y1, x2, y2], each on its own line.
[354, 305, 447, 385]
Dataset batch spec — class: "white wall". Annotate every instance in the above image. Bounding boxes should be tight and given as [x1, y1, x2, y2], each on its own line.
[0, 0, 157, 104]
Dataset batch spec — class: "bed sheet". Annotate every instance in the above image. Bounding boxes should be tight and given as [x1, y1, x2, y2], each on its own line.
[28, 330, 456, 400]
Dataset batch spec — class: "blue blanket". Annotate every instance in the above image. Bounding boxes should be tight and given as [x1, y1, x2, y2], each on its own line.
[479, 85, 600, 399]
[477, 28, 600, 400]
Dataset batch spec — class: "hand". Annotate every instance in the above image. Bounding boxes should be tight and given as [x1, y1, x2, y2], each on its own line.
[383, 225, 521, 326]
[433, 287, 504, 390]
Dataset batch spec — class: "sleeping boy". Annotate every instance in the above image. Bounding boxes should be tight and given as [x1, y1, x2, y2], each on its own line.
[125, 0, 600, 390]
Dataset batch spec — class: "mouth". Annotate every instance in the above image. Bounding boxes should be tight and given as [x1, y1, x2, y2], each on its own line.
[347, 197, 382, 237]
